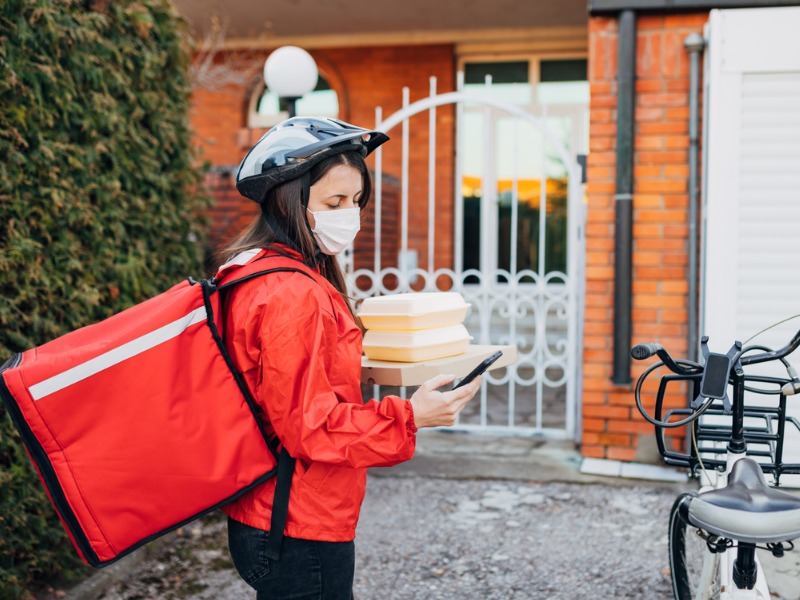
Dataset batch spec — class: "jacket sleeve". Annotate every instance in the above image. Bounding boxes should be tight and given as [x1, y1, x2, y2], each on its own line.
[254, 287, 417, 469]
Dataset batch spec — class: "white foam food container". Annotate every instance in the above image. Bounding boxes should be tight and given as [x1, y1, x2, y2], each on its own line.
[357, 292, 468, 331]
[362, 324, 471, 363]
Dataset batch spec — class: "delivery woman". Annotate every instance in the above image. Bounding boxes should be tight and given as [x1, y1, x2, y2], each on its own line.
[220, 116, 481, 599]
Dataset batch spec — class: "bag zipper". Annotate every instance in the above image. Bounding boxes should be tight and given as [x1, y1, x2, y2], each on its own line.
[0, 366, 100, 565]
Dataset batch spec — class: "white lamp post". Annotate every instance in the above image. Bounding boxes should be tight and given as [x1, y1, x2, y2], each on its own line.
[263, 46, 318, 119]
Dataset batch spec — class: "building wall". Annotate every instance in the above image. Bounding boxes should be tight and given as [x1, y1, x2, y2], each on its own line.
[583, 12, 707, 460]
[190, 44, 456, 273]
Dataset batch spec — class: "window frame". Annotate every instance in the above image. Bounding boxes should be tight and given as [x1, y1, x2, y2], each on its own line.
[246, 73, 340, 129]
[457, 51, 588, 90]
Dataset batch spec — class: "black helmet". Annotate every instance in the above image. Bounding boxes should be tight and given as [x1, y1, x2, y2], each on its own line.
[235, 116, 390, 203]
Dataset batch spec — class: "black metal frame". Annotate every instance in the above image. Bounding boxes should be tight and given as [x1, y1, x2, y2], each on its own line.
[641, 329, 800, 486]
[653, 376, 800, 485]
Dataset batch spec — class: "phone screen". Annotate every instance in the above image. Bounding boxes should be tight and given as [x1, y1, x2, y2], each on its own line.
[453, 351, 503, 389]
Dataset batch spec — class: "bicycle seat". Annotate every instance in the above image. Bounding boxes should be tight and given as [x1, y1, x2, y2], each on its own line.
[687, 457, 800, 544]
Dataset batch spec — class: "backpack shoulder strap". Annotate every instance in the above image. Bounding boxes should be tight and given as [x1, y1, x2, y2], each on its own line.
[214, 253, 320, 292]
[203, 251, 325, 560]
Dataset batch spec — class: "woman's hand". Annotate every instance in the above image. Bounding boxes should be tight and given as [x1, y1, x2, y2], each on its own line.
[409, 373, 482, 429]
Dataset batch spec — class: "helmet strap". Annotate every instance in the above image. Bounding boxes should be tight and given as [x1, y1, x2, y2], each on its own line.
[300, 170, 316, 239]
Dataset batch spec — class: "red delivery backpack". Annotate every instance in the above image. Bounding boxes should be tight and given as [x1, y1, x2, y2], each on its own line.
[0, 249, 311, 567]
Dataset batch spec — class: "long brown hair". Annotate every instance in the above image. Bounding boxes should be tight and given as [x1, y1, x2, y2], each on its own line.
[218, 151, 372, 315]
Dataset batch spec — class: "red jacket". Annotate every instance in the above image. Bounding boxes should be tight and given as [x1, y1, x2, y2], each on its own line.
[220, 247, 417, 541]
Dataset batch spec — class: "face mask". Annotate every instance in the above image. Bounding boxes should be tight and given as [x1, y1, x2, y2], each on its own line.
[306, 207, 361, 255]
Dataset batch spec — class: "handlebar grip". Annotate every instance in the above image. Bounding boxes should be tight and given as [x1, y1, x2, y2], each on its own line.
[631, 343, 663, 360]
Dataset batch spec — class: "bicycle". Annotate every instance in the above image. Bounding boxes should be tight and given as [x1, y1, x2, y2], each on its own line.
[631, 328, 800, 599]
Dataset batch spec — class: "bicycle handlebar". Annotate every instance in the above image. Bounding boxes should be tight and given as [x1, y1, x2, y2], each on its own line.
[632, 326, 800, 476]
[740, 328, 800, 367]
[631, 343, 701, 376]
[631, 327, 800, 433]
[633, 326, 800, 377]
[631, 343, 662, 360]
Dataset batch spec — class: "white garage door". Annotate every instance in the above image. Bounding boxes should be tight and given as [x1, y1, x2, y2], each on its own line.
[703, 7, 800, 477]
[704, 7, 800, 357]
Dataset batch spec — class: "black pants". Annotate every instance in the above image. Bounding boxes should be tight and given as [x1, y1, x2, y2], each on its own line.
[227, 517, 355, 600]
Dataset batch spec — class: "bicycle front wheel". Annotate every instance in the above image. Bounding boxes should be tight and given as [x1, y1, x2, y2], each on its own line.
[669, 493, 721, 600]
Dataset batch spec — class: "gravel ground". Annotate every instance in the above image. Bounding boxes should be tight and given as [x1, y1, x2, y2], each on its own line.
[63, 430, 800, 600]
[93, 475, 682, 600]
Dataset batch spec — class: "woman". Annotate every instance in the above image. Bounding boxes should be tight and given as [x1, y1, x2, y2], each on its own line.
[220, 116, 481, 599]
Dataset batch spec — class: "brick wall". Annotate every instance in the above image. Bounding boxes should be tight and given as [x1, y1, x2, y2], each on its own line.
[190, 44, 456, 273]
[584, 13, 708, 461]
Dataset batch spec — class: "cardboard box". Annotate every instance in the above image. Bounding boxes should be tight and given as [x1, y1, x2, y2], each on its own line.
[360, 344, 518, 387]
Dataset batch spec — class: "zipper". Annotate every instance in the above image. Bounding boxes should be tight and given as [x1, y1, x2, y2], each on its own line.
[0, 368, 100, 566]
[1, 354, 22, 370]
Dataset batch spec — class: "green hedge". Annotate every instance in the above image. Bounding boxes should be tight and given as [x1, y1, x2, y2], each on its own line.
[0, 1, 209, 596]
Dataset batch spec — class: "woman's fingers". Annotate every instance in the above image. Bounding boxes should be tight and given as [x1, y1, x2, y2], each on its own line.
[419, 373, 457, 392]
[444, 376, 481, 414]
[410, 373, 483, 428]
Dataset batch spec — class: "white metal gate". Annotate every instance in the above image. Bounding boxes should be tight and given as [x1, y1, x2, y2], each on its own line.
[348, 75, 586, 439]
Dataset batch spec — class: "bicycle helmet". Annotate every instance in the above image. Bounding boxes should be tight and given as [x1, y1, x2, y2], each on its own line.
[235, 116, 390, 203]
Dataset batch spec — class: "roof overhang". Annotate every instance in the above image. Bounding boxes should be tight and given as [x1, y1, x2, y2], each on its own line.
[173, 0, 589, 49]
[589, 0, 800, 14]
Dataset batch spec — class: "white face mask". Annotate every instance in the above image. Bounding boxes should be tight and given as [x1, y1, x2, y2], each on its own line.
[307, 207, 361, 255]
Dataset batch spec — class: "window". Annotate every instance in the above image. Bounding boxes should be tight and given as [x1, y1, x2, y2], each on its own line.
[459, 57, 588, 279]
[247, 74, 339, 128]
[538, 59, 589, 105]
[464, 60, 532, 103]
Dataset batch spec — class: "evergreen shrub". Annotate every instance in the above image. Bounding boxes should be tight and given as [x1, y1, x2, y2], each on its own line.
[0, 1, 209, 596]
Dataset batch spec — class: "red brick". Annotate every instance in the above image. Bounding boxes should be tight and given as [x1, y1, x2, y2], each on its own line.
[636, 238, 686, 252]
[635, 79, 664, 93]
[637, 179, 687, 194]
[585, 12, 702, 460]
[607, 447, 638, 461]
[633, 223, 662, 238]
[662, 309, 689, 323]
[665, 135, 690, 150]
[607, 420, 654, 435]
[662, 280, 689, 294]
[637, 107, 666, 122]
[633, 280, 658, 293]
[636, 209, 686, 222]
[638, 92, 686, 108]
[635, 267, 686, 279]
[633, 165, 662, 179]
[638, 121, 688, 135]
[638, 14, 666, 30]
[581, 445, 606, 459]
[583, 418, 607, 433]
[584, 405, 631, 419]
[664, 164, 691, 178]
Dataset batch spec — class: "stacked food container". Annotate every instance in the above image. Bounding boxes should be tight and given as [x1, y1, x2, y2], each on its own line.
[358, 292, 471, 363]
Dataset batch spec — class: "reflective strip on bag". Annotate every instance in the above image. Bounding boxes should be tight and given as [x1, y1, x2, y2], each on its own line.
[29, 307, 208, 401]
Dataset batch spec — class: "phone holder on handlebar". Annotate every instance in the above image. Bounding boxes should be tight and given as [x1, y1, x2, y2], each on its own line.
[633, 330, 800, 484]
[694, 337, 740, 414]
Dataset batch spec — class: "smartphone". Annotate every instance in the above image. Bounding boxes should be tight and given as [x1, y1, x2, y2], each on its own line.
[453, 351, 503, 389]
[700, 352, 731, 399]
